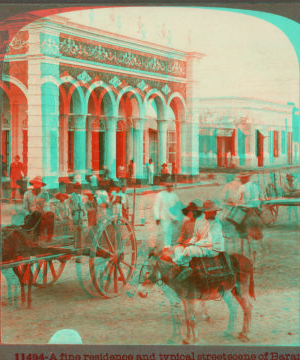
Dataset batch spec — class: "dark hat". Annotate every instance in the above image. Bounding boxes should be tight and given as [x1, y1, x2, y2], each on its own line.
[202, 200, 221, 212]
[182, 199, 204, 216]
[53, 192, 69, 201]
[286, 173, 294, 179]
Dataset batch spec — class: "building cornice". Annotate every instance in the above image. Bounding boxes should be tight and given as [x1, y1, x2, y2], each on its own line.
[197, 97, 295, 114]
[24, 16, 187, 61]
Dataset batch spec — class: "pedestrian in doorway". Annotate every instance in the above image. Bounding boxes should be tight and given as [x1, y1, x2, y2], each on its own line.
[172, 162, 178, 183]
[147, 158, 155, 185]
[10, 155, 24, 201]
[128, 159, 136, 184]
[161, 163, 170, 182]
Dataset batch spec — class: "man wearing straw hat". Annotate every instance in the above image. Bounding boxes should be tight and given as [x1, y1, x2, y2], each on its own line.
[174, 200, 225, 266]
[22, 176, 54, 243]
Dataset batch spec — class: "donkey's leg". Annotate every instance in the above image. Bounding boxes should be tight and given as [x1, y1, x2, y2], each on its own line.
[222, 290, 238, 338]
[199, 301, 210, 321]
[232, 275, 253, 342]
[182, 300, 192, 344]
[167, 300, 184, 344]
[187, 300, 198, 343]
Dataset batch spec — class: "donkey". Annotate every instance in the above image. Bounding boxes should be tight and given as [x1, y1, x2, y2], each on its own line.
[137, 252, 255, 345]
[1, 225, 34, 308]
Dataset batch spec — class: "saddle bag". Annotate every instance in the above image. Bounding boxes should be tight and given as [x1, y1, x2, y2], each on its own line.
[189, 253, 234, 290]
[226, 206, 248, 226]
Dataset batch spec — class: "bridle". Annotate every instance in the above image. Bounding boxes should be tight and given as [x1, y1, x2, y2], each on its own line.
[139, 262, 163, 287]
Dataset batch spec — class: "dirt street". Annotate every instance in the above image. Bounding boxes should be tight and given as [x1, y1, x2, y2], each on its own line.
[1, 185, 299, 345]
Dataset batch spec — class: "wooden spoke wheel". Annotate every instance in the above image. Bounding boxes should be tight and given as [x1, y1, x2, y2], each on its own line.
[30, 258, 66, 288]
[260, 183, 279, 227]
[76, 215, 137, 298]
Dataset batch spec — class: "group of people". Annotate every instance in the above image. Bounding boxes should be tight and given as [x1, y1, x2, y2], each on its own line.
[151, 171, 264, 267]
[9, 173, 130, 262]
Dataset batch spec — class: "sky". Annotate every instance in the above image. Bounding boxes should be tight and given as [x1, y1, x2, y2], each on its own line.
[54, 7, 299, 107]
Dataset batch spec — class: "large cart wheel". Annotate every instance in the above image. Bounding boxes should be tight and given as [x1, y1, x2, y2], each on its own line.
[76, 215, 137, 298]
[260, 183, 279, 227]
[30, 258, 66, 288]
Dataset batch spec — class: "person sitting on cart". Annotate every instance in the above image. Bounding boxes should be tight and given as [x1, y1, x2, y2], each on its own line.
[68, 182, 88, 263]
[96, 184, 109, 217]
[53, 192, 71, 222]
[22, 176, 54, 244]
[111, 185, 123, 217]
[120, 186, 129, 220]
[82, 189, 97, 226]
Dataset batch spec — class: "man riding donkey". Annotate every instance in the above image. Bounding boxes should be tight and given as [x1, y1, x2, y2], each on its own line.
[136, 198, 255, 344]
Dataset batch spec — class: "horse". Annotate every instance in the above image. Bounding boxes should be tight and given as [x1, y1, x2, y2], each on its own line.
[136, 251, 255, 345]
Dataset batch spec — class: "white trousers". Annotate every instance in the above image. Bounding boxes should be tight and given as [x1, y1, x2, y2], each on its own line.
[161, 219, 173, 248]
[148, 172, 154, 185]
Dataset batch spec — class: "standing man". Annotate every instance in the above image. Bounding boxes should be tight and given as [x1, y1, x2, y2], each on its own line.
[147, 158, 154, 185]
[153, 183, 180, 254]
[10, 155, 24, 201]
[237, 172, 263, 267]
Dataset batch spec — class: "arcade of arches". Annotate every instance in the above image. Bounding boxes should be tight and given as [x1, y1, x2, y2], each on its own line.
[0, 16, 201, 188]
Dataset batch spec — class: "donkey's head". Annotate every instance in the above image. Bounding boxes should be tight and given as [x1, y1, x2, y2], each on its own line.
[137, 254, 162, 299]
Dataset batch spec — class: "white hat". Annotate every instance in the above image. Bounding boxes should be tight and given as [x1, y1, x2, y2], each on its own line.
[73, 175, 82, 184]
[48, 329, 83, 344]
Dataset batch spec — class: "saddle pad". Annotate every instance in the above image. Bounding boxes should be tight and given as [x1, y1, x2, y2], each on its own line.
[189, 253, 230, 277]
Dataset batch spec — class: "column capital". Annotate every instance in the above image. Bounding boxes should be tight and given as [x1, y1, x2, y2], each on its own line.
[157, 119, 169, 132]
[106, 118, 117, 131]
[132, 118, 146, 130]
[73, 115, 87, 130]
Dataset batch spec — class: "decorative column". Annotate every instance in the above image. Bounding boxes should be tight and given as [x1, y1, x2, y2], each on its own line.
[175, 121, 181, 173]
[158, 120, 168, 168]
[181, 121, 188, 174]
[106, 117, 117, 180]
[133, 118, 145, 180]
[86, 116, 92, 173]
[27, 26, 60, 189]
[74, 115, 87, 183]
[58, 114, 69, 178]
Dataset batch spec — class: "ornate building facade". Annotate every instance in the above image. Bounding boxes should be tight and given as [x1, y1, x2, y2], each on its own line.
[0, 15, 298, 188]
[0, 15, 202, 187]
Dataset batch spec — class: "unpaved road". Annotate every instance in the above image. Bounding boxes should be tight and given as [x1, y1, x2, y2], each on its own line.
[1, 185, 299, 345]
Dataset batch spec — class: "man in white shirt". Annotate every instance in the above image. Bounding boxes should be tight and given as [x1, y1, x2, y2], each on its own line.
[175, 200, 225, 266]
[153, 184, 180, 252]
[147, 159, 155, 185]
[236, 172, 263, 267]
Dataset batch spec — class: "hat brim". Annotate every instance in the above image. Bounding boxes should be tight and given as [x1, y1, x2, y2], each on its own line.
[29, 180, 47, 187]
[54, 193, 69, 200]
